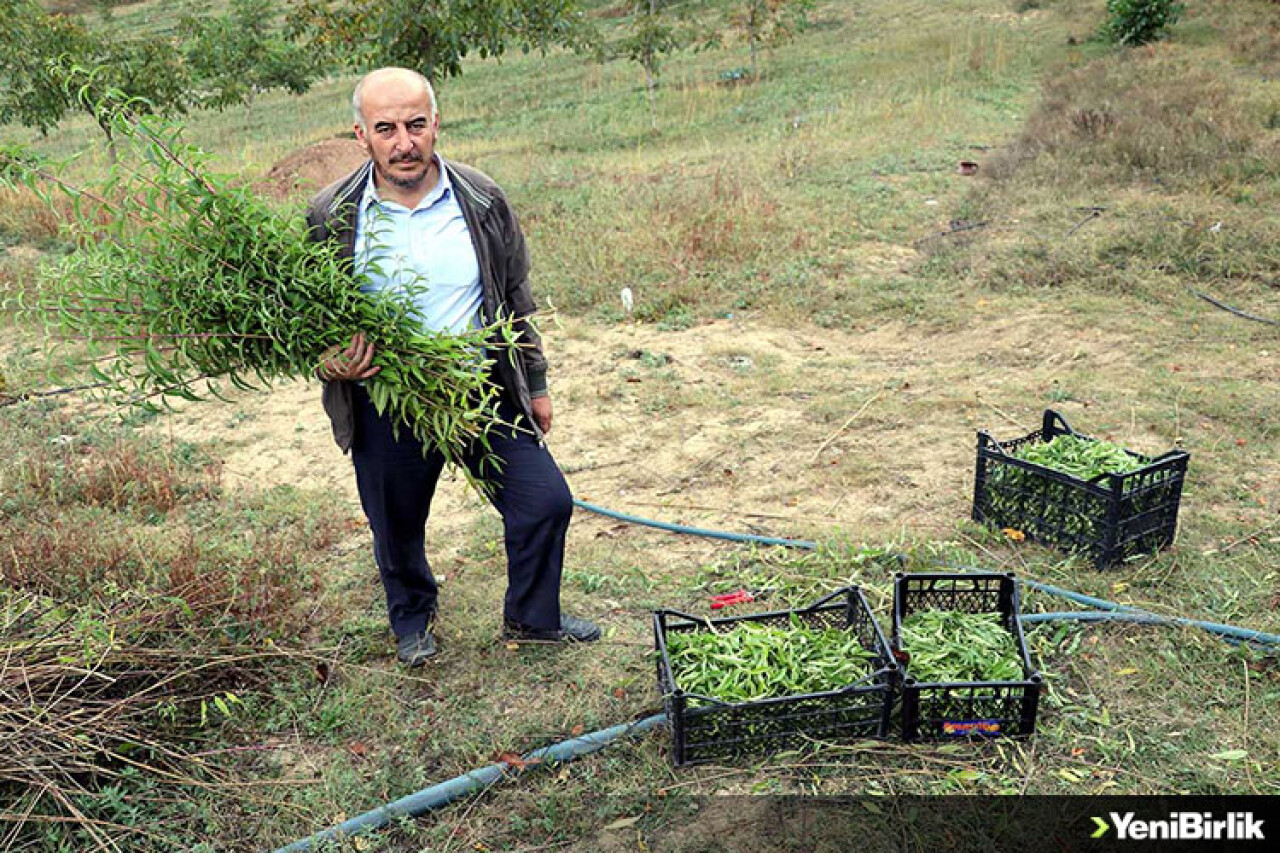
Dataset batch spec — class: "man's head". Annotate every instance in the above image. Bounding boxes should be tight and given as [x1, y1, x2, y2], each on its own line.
[352, 68, 439, 193]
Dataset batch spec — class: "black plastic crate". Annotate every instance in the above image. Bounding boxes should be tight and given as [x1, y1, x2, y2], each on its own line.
[892, 572, 1041, 741]
[653, 587, 897, 766]
[972, 409, 1190, 568]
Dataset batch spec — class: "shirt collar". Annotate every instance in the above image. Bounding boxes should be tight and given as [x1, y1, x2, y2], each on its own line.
[359, 154, 451, 214]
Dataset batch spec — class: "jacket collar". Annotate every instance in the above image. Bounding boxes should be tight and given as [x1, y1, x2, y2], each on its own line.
[331, 156, 493, 220]
[324, 156, 496, 263]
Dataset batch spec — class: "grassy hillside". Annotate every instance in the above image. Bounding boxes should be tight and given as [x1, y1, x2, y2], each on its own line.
[2, 1, 1278, 850]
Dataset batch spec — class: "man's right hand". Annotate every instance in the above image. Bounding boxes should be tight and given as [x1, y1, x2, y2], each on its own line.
[317, 332, 381, 382]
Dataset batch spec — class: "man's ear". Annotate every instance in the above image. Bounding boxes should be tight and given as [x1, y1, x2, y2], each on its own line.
[353, 123, 369, 153]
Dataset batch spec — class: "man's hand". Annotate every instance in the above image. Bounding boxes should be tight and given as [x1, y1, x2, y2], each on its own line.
[317, 332, 381, 382]
[531, 395, 552, 435]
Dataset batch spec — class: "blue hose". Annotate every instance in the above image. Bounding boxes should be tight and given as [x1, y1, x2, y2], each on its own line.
[273, 714, 666, 853]
[1025, 610, 1280, 646]
[572, 499, 818, 549]
[1021, 579, 1138, 613]
[925, 560, 1140, 613]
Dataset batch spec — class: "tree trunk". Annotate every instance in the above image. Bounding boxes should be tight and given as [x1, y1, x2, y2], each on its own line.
[644, 59, 657, 130]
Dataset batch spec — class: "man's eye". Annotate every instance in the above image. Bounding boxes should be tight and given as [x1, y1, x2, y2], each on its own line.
[409, 121, 427, 132]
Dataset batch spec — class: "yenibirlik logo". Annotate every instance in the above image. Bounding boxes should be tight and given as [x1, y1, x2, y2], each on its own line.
[1091, 812, 1265, 842]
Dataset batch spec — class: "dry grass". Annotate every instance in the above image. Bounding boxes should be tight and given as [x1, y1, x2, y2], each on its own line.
[0, 187, 65, 250]
[931, 34, 1279, 308]
[0, 589, 314, 852]
[1202, 0, 1280, 79]
[986, 50, 1277, 187]
[0, 403, 348, 633]
[6, 436, 219, 513]
[0, 403, 355, 850]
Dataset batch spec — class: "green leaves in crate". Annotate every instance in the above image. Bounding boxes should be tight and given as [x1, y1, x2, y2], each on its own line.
[900, 611, 1022, 683]
[1011, 434, 1143, 481]
[666, 617, 876, 705]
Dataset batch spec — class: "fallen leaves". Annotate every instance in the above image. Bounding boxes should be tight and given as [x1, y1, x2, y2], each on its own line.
[490, 751, 540, 771]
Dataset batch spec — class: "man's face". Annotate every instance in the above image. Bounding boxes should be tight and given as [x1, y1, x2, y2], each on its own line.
[354, 76, 438, 192]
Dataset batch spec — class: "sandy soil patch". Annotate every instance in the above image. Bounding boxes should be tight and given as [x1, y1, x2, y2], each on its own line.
[256, 137, 366, 202]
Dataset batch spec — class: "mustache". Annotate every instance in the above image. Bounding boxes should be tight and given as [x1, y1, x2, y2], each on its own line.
[389, 152, 424, 165]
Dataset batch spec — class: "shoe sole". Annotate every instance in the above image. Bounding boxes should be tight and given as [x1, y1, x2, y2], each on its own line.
[501, 633, 600, 644]
[398, 652, 439, 667]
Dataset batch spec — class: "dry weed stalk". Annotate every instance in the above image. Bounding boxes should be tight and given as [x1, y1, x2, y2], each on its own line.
[0, 590, 311, 848]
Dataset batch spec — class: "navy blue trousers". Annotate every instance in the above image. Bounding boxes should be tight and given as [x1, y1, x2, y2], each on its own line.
[350, 386, 573, 639]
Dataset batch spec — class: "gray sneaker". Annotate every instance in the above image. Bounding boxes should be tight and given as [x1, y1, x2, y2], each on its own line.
[396, 629, 439, 666]
[502, 614, 601, 643]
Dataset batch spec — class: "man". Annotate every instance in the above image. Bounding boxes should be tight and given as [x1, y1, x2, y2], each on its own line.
[306, 67, 599, 666]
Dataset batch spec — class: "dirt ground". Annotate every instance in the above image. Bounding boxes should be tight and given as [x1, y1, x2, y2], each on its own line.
[256, 137, 366, 202]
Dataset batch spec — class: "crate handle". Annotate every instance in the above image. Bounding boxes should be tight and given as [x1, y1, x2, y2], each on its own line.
[802, 587, 852, 611]
[655, 608, 721, 634]
[1082, 450, 1182, 485]
[977, 430, 1008, 456]
[657, 608, 706, 624]
[1042, 408, 1075, 438]
[837, 665, 897, 691]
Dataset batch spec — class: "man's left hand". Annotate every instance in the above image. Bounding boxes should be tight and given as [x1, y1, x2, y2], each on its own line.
[531, 396, 552, 435]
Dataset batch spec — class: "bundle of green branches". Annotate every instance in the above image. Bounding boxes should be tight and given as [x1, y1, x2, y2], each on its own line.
[0, 589, 300, 850]
[0, 85, 521, 474]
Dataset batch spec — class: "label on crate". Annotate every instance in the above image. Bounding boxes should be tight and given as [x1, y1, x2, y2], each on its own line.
[942, 719, 1001, 736]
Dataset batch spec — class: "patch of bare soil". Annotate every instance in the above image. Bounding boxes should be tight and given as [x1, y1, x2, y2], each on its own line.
[257, 137, 367, 202]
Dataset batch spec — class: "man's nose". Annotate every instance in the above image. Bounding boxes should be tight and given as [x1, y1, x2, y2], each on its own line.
[392, 126, 414, 151]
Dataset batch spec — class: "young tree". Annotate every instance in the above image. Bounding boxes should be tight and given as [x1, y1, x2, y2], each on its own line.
[180, 0, 322, 110]
[286, 0, 591, 83]
[1, 0, 320, 156]
[0, 0, 95, 135]
[0, 1, 192, 163]
[618, 0, 685, 128]
[1103, 0, 1184, 46]
[90, 40, 191, 154]
[727, 0, 813, 80]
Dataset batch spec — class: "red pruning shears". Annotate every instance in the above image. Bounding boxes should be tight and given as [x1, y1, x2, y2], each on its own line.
[710, 588, 767, 610]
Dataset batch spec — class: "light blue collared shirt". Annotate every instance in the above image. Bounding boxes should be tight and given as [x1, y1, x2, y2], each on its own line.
[354, 158, 483, 335]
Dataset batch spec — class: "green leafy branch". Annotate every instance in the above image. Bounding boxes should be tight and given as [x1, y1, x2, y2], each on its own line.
[0, 81, 524, 482]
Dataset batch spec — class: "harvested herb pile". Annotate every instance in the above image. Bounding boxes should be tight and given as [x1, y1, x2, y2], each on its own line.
[899, 611, 1023, 683]
[666, 619, 876, 704]
[1012, 434, 1143, 480]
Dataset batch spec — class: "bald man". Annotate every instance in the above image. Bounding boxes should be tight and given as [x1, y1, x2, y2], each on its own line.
[306, 68, 599, 666]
